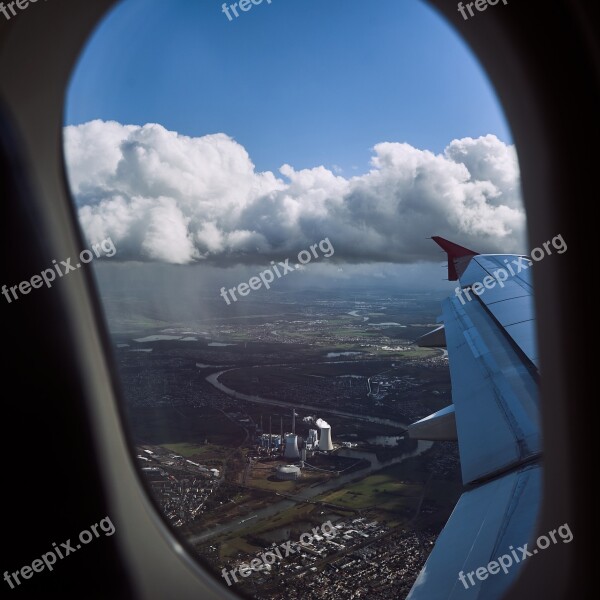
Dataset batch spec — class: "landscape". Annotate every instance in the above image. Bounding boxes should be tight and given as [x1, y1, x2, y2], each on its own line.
[107, 287, 462, 598]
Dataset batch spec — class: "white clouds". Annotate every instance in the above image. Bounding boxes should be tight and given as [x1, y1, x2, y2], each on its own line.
[140, 198, 197, 264]
[63, 120, 525, 265]
[444, 135, 522, 208]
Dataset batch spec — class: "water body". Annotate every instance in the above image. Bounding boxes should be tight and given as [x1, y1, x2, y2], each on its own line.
[326, 351, 364, 358]
[134, 335, 182, 342]
[208, 342, 236, 347]
[347, 310, 369, 322]
[336, 441, 432, 471]
[366, 435, 404, 446]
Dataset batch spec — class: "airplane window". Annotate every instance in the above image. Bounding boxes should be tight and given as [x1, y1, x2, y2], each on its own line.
[63, 1, 528, 597]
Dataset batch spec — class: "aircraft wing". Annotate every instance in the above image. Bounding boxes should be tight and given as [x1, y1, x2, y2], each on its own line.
[406, 238, 541, 600]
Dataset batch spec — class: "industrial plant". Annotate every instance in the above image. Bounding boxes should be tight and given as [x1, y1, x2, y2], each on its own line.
[253, 409, 337, 480]
[316, 418, 334, 451]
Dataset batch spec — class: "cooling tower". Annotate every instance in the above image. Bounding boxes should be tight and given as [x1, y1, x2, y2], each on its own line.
[318, 427, 333, 451]
[284, 434, 300, 459]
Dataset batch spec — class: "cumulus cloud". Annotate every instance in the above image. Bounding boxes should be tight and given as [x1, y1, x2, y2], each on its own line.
[64, 120, 525, 265]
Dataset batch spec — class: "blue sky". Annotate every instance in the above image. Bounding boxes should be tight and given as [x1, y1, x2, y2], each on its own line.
[65, 0, 512, 175]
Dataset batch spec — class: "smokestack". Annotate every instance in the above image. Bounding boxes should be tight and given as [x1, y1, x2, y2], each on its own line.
[280, 417, 283, 451]
[269, 416, 272, 450]
[292, 409, 296, 435]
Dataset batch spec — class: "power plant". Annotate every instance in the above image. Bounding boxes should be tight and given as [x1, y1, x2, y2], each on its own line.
[318, 427, 334, 451]
[275, 464, 301, 481]
[283, 433, 300, 459]
[258, 433, 281, 449]
[283, 408, 300, 459]
[306, 429, 318, 450]
[254, 410, 335, 472]
[316, 418, 334, 451]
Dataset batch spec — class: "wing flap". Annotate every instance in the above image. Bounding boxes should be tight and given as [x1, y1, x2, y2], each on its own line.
[443, 293, 539, 484]
[407, 465, 541, 600]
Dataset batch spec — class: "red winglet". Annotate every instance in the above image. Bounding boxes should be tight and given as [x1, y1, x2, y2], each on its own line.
[432, 236, 479, 281]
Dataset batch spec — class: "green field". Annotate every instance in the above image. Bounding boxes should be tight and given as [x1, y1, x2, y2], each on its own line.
[313, 450, 462, 523]
[219, 537, 264, 559]
[160, 442, 205, 457]
[160, 442, 230, 460]
[317, 473, 422, 511]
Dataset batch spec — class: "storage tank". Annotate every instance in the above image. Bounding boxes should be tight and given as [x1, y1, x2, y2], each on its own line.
[275, 464, 301, 481]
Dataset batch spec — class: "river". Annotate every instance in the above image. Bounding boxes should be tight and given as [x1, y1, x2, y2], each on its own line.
[205, 369, 409, 429]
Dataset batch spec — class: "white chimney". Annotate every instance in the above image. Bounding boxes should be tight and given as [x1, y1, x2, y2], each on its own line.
[318, 427, 333, 451]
